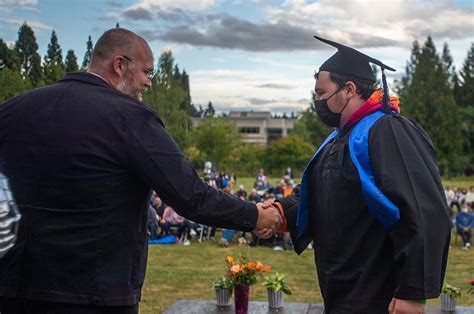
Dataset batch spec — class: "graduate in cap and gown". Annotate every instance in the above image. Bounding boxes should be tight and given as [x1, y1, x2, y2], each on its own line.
[265, 36, 451, 313]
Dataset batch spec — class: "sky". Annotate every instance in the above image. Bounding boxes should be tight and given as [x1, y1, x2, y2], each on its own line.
[0, 0, 473, 114]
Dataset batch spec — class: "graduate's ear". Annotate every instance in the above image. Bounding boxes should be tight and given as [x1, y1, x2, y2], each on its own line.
[345, 81, 357, 98]
[112, 55, 128, 78]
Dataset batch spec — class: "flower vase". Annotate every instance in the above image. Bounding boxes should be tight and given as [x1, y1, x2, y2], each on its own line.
[215, 288, 232, 307]
[440, 292, 457, 311]
[234, 285, 250, 314]
[267, 289, 284, 308]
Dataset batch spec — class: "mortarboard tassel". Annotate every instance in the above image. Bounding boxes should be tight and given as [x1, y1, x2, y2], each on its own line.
[381, 68, 390, 113]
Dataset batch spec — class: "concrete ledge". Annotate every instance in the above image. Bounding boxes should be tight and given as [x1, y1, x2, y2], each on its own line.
[163, 300, 474, 314]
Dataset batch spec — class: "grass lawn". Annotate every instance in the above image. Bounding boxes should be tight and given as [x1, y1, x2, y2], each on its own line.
[140, 176, 474, 312]
[140, 235, 473, 313]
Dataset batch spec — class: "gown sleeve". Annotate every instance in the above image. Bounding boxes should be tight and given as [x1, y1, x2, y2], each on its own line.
[369, 114, 451, 300]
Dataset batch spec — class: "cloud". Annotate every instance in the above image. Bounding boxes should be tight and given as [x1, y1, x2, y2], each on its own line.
[254, 83, 296, 89]
[247, 97, 270, 105]
[120, 0, 216, 23]
[0, 0, 37, 5]
[0, 17, 52, 33]
[158, 13, 399, 52]
[105, 0, 123, 8]
[267, 0, 474, 46]
[123, 7, 153, 20]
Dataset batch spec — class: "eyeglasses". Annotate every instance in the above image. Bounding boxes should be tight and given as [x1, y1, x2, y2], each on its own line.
[121, 55, 155, 81]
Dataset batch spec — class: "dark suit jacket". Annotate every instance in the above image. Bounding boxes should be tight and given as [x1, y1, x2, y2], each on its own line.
[0, 72, 257, 305]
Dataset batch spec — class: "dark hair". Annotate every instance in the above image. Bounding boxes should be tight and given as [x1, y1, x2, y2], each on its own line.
[329, 72, 376, 100]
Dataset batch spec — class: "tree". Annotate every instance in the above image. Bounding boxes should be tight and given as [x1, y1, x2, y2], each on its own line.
[65, 49, 79, 72]
[0, 38, 31, 102]
[455, 43, 474, 108]
[43, 30, 65, 84]
[399, 37, 462, 175]
[15, 22, 43, 87]
[0, 67, 32, 102]
[142, 51, 192, 149]
[454, 43, 474, 174]
[204, 101, 215, 117]
[262, 136, 314, 177]
[395, 40, 420, 98]
[227, 144, 265, 176]
[81, 35, 93, 71]
[441, 43, 456, 87]
[0, 39, 19, 70]
[191, 117, 242, 170]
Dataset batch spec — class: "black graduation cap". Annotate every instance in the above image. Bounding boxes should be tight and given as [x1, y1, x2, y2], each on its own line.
[314, 35, 396, 111]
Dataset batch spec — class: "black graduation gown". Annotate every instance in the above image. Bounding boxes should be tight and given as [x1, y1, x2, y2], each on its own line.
[280, 114, 451, 313]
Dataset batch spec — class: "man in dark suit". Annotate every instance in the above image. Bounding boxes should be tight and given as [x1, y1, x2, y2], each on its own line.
[0, 28, 280, 313]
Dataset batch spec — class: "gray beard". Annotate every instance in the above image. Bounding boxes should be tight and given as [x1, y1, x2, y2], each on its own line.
[116, 79, 142, 101]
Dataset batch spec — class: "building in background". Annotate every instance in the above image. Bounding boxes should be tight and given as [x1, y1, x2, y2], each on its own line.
[191, 111, 296, 145]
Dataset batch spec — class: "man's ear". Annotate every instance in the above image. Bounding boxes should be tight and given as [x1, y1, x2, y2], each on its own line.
[345, 81, 357, 98]
[112, 55, 126, 78]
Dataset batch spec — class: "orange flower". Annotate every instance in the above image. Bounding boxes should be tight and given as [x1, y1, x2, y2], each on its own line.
[263, 265, 271, 273]
[226, 256, 234, 264]
[230, 264, 240, 274]
[255, 262, 263, 271]
[239, 257, 244, 263]
[247, 262, 255, 269]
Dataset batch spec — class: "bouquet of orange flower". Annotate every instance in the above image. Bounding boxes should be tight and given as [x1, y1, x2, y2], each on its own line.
[225, 255, 271, 287]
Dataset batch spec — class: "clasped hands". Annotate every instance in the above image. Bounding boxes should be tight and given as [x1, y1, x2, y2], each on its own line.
[253, 201, 283, 239]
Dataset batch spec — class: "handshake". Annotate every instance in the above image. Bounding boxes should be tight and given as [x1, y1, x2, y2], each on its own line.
[253, 201, 286, 239]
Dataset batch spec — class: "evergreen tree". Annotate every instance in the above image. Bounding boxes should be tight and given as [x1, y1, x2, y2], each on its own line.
[142, 51, 191, 149]
[0, 67, 32, 102]
[395, 40, 420, 98]
[454, 43, 474, 174]
[399, 36, 462, 175]
[0, 39, 19, 70]
[441, 43, 456, 87]
[43, 30, 65, 84]
[0, 38, 31, 102]
[15, 22, 43, 87]
[204, 101, 215, 117]
[65, 49, 79, 72]
[81, 35, 93, 71]
[455, 43, 474, 108]
[180, 69, 199, 117]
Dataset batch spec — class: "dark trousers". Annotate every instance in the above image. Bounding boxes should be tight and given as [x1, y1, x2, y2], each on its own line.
[0, 298, 139, 314]
[457, 227, 472, 245]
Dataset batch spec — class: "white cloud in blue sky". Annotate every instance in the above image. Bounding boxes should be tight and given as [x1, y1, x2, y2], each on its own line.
[0, 0, 473, 113]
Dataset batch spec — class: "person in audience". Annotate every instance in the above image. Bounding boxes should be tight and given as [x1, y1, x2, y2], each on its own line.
[456, 202, 473, 250]
[147, 205, 160, 240]
[235, 185, 248, 200]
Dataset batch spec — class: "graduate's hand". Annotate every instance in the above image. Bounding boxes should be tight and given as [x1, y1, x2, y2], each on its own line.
[254, 203, 281, 239]
[388, 298, 425, 314]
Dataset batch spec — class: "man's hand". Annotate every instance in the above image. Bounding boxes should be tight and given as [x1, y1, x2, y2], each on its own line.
[254, 202, 281, 239]
[388, 298, 425, 314]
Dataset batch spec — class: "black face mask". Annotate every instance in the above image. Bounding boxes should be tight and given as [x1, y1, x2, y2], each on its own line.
[314, 86, 350, 128]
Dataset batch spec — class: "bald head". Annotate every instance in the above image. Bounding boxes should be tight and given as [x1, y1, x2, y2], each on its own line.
[90, 28, 150, 68]
[88, 28, 154, 100]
